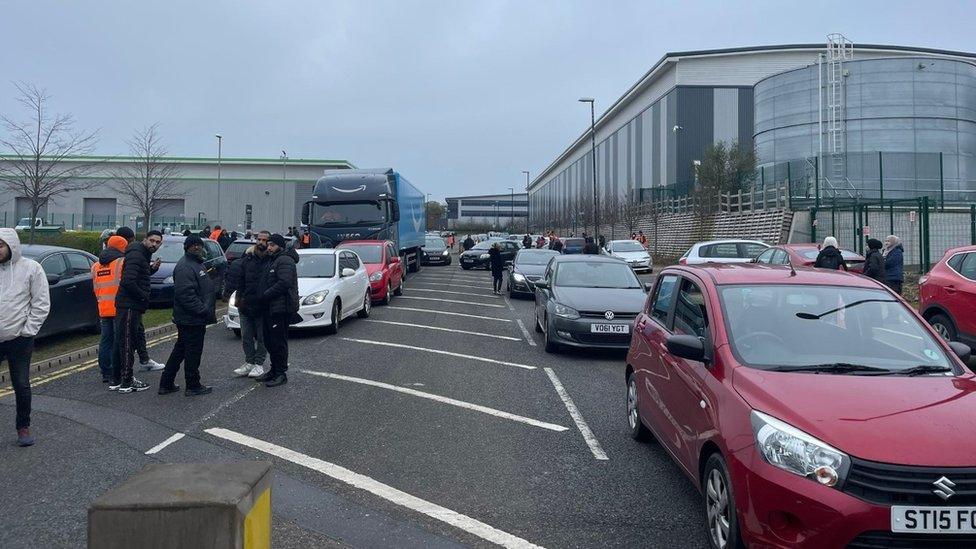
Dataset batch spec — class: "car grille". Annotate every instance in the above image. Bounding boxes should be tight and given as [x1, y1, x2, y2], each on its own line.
[573, 333, 633, 345]
[847, 531, 976, 548]
[580, 311, 638, 320]
[843, 457, 976, 505]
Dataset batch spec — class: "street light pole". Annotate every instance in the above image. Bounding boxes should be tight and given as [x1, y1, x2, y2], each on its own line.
[579, 98, 598, 239]
[521, 170, 530, 232]
[281, 150, 288, 180]
[215, 134, 223, 224]
[507, 187, 514, 232]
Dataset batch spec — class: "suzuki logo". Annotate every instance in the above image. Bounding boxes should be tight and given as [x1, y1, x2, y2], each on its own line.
[933, 476, 956, 500]
[604, 311, 615, 320]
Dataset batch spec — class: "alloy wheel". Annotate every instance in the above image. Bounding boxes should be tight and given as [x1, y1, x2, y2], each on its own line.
[627, 379, 639, 430]
[933, 323, 950, 340]
[706, 469, 731, 549]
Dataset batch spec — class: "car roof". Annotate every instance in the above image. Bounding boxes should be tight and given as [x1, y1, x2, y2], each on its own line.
[944, 244, 976, 255]
[338, 240, 390, 246]
[663, 262, 881, 287]
[518, 248, 559, 254]
[20, 244, 93, 256]
[162, 235, 218, 243]
[695, 239, 768, 246]
[610, 239, 641, 244]
[550, 254, 621, 264]
[298, 248, 338, 255]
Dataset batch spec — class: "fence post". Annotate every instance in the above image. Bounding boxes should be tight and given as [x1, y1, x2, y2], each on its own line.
[889, 201, 894, 236]
[917, 198, 924, 274]
[971, 204, 976, 245]
[853, 203, 860, 254]
[878, 151, 884, 202]
[921, 196, 931, 273]
[939, 152, 945, 210]
[814, 156, 820, 209]
[811, 207, 818, 243]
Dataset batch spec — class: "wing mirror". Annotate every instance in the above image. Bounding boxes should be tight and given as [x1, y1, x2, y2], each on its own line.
[666, 334, 709, 364]
[505, 260, 513, 267]
[643, 282, 654, 292]
[301, 202, 311, 225]
[341, 267, 356, 277]
[46, 273, 61, 285]
[534, 280, 550, 290]
[949, 341, 972, 364]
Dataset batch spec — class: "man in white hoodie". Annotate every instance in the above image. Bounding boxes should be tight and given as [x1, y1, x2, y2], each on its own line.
[0, 228, 50, 447]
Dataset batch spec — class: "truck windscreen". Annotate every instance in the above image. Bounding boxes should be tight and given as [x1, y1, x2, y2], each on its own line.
[313, 202, 385, 225]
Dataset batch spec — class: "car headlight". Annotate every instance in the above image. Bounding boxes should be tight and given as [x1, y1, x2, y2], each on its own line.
[479, 253, 489, 260]
[751, 410, 850, 488]
[302, 290, 330, 306]
[512, 273, 526, 282]
[552, 302, 580, 319]
[228, 291, 236, 307]
[163, 276, 174, 284]
[369, 271, 383, 282]
[442, 249, 449, 256]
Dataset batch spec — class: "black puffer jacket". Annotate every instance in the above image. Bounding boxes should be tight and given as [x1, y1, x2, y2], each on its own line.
[488, 247, 505, 276]
[116, 242, 154, 312]
[813, 246, 847, 271]
[864, 249, 887, 282]
[259, 249, 299, 316]
[224, 247, 268, 316]
[172, 251, 216, 325]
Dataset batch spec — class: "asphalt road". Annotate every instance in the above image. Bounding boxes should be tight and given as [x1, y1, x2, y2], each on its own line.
[0, 258, 708, 549]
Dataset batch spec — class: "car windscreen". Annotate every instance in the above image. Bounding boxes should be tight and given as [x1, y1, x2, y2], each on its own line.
[516, 251, 559, 265]
[338, 245, 382, 263]
[613, 241, 645, 252]
[563, 238, 584, 247]
[296, 254, 336, 278]
[425, 238, 446, 250]
[719, 284, 955, 373]
[472, 242, 492, 250]
[799, 248, 862, 260]
[313, 202, 385, 225]
[227, 242, 251, 255]
[153, 241, 186, 263]
[554, 261, 642, 289]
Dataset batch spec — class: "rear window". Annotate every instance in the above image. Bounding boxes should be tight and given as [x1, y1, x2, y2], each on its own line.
[227, 242, 251, 255]
[700, 243, 739, 258]
[338, 244, 383, 264]
[564, 238, 584, 247]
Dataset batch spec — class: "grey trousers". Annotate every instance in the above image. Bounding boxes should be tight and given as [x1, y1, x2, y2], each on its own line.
[240, 313, 267, 365]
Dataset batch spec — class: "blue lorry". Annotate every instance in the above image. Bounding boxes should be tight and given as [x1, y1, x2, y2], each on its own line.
[300, 168, 428, 272]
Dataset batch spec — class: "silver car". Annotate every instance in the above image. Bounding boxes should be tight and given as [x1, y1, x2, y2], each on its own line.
[605, 239, 653, 273]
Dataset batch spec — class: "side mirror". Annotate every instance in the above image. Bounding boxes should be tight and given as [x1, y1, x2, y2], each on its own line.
[644, 282, 654, 292]
[534, 280, 550, 290]
[46, 273, 61, 285]
[390, 201, 400, 222]
[341, 267, 356, 278]
[949, 341, 972, 364]
[505, 260, 513, 267]
[666, 334, 707, 363]
[301, 202, 311, 225]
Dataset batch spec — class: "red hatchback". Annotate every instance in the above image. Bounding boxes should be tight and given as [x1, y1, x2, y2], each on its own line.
[920, 245, 976, 347]
[754, 243, 865, 272]
[336, 240, 404, 304]
[626, 263, 974, 548]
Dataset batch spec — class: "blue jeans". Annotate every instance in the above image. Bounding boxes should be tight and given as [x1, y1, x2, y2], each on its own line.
[98, 318, 115, 379]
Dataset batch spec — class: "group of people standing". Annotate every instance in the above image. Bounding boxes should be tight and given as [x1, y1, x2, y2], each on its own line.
[814, 235, 905, 294]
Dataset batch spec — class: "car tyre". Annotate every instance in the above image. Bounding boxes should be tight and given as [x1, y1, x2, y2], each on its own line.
[543, 315, 560, 354]
[461, 264, 471, 270]
[394, 277, 404, 296]
[358, 291, 371, 318]
[326, 299, 340, 335]
[929, 313, 957, 342]
[232, 328, 241, 338]
[627, 372, 652, 441]
[382, 280, 393, 305]
[534, 311, 543, 333]
[702, 454, 745, 549]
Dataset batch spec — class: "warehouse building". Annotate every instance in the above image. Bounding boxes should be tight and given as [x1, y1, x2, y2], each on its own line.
[529, 41, 976, 228]
[446, 192, 529, 230]
[0, 155, 354, 232]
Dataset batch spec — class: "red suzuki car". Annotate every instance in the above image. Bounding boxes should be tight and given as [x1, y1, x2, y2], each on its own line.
[336, 240, 403, 305]
[626, 263, 974, 548]
[920, 244, 976, 346]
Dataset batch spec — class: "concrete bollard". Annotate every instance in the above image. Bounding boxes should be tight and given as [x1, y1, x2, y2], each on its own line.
[88, 462, 272, 549]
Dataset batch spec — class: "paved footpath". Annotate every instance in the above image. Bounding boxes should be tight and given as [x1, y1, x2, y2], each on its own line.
[0, 261, 707, 549]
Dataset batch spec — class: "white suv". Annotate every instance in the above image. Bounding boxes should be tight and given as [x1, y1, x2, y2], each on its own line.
[679, 239, 769, 265]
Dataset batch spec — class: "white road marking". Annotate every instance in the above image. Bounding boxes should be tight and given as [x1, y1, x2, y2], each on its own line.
[515, 319, 537, 347]
[384, 306, 510, 322]
[415, 274, 489, 282]
[398, 296, 505, 308]
[408, 288, 500, 298]
[409, 282, 497, 292]
[340, 338, 536, 370]
[363, 319, 522, 341]
[144, 432, 185, 455]
[194, 385, 257, 426]
[206, 428, 545, 549]
[301, 370, 567, 432]
[544, 368, 609, 461]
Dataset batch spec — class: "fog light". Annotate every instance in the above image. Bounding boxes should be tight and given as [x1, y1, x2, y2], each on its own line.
[557, 331, 573, 339]
[312, 313, 324, 319]
[813, 465, 839, 486]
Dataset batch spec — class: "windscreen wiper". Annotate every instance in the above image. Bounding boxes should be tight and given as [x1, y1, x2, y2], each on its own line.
[768, 363, 892, 375]
[795, 299, 899, 320]
[890, 365, 953, 376]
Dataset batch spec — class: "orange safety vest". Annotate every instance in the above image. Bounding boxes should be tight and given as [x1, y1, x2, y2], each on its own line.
[91, 258, 124, 318]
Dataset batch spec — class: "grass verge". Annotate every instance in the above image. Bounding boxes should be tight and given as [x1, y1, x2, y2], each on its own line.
[31, 308, 174, 362]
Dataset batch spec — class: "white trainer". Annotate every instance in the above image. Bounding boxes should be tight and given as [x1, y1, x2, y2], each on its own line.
[233, 363, 253, 377]
[140, 359, 165, 371]
[247, 364, 266, 378]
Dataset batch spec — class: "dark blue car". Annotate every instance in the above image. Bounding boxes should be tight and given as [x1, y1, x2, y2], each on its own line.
[150, 236, 227, 305]
[562, 238, 585, 254]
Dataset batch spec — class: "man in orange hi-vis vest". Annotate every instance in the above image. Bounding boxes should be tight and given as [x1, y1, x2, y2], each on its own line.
[92, 236, 128, 384]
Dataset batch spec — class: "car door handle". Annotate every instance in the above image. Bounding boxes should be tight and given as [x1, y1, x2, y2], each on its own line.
[945, 285, 957, 294]
[636, 319, 647, 331]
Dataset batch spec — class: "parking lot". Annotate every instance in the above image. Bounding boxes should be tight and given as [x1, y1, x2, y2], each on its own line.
[0, 258, 711, 548]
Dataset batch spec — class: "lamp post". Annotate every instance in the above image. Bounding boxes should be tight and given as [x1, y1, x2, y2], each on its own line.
[215, 134, 222, 224]
[579, 98, 598, 238]
[521, 170, 530, 232]
[280, 150, 288, 180]
[507, 187, 515, 232]
[425, 193, 432, 229]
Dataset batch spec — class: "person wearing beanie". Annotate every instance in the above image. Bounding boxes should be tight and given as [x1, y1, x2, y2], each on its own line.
[254, 233, 299, 387]
[159, 235, 215, 396]
[92, 235, 129, 384]
[813, 236, 847, 271]
[113, 230, 164, 393]
[863, 238, 887, 283]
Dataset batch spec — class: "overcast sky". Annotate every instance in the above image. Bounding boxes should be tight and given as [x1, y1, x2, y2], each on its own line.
[1, 1, 974, 200]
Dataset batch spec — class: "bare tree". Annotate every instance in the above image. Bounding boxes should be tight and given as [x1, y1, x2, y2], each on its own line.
[619, 189, 644, 238]
[112, 124, 184, 231]
[0, 82, 99, 243]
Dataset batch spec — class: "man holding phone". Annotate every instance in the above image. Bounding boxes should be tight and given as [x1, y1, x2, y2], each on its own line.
[112, 230, 164, 393]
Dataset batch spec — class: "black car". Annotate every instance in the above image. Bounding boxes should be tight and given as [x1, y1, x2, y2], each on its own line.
[422, 236, 452, 266]
[150, 236, 228, 305]
[533, 255, 649, 353]
[21, 245, 100, 338]
[508, 249, 560, 298]
[562, 238, 585, 254]
[225, 239, 254, 264]
[459, 240, 518, 270]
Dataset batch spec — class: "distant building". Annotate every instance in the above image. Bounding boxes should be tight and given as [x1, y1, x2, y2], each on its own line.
[446, 193, 528, 230]
[0, 155, 354, 232]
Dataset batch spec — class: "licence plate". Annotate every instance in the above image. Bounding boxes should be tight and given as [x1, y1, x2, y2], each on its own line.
[891, 506, 976, 533]
[591, 324, 628, 334]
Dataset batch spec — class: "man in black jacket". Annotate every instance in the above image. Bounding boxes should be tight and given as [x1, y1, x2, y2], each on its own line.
[112, 230, 163, 393]
[159, 236, 216, 396]
[863, 238, 888, 283]
[582, 237, 600, 254]
[224, 231, 270, 378]
[254, 234, 299, 387]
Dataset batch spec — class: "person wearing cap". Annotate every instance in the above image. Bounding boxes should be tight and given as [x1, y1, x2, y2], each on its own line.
[253, 233, 299, 387]
[863, 238, 888, 283]
[92, 235, 129, 384]
[0, 228, 50, 446]
[158, 235, 216, 396]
